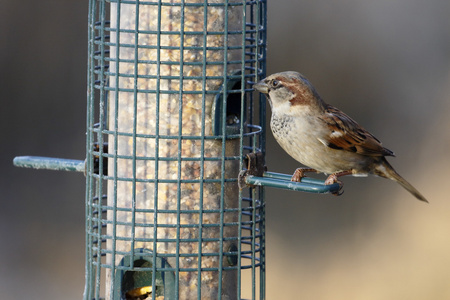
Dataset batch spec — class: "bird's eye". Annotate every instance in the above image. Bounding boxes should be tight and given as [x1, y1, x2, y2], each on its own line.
[271, 80, 280, 88]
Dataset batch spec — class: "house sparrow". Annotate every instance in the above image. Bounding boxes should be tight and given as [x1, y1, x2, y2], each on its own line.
[254, 71, 427, 202]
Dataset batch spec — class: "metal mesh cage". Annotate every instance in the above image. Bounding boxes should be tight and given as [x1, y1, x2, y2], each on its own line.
[85, 0, 267, 299]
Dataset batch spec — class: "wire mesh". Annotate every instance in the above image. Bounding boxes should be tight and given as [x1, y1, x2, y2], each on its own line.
[86, 0, 266, 299]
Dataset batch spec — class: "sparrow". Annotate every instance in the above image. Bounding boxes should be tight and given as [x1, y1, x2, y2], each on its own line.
[254, 71, 428, 202]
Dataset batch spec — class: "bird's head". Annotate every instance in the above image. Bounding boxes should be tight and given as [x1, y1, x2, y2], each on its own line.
[254, 71, 325, 115]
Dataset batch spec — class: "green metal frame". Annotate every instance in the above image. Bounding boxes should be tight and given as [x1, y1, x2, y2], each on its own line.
[86, 1, 268, 299]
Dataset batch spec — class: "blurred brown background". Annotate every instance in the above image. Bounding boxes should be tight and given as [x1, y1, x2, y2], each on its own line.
[1, 0, 449, 299]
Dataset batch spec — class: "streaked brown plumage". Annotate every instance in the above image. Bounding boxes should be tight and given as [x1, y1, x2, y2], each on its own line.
[255, 71, 427, 202]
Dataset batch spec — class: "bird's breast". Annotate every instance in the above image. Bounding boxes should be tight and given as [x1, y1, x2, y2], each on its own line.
[270, 114, 324, 161]
[270, 113, 369, 174]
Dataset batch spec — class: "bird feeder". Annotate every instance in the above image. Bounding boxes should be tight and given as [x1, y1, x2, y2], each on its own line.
[85, 0, 267, 298]
[13, 0, 340, 299]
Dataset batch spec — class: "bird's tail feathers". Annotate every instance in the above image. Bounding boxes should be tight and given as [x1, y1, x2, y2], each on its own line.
[375, 158, 428, 203]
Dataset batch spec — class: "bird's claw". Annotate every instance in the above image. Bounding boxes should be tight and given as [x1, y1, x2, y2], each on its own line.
[291, 169, 303, 182]
[291, 168, 318, 182]
[325, 174, 344, 196]
[332, 183, 344, 196]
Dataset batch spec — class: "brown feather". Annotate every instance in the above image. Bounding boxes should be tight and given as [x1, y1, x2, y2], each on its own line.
[320, 105, 395, 157]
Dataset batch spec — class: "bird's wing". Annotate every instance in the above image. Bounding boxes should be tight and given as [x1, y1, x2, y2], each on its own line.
[319, 105, 395, 157]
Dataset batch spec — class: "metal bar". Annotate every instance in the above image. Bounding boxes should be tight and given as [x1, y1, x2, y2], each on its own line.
[255, 2, 266, 298]
[237, 0, 247, 297]
[197, 1, 208, 298]
[13, 156, 85, 173]
[96, 2, 108, 298]
[85, 2, 96, 298]
[108, 1, 122, 298]
[264, 171, 328, 185]
[218, 1, 230, 298]
[152, 2, 163, 299]
[129, 0, 141, 274]
[244, 171, 341, 194]
[175, 1, 186, 297]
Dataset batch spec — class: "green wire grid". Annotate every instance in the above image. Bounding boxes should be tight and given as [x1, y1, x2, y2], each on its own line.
[85, 1, 267, 299]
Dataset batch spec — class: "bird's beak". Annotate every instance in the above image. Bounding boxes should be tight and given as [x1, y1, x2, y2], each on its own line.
[253, 80, 269, 94]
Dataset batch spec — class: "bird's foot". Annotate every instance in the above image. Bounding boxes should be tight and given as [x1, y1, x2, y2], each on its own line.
[291, 168, 318, 182]
[324, 174, 344, 196]
[325, 170, 352, 196]
[324, 174, 339, 185]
